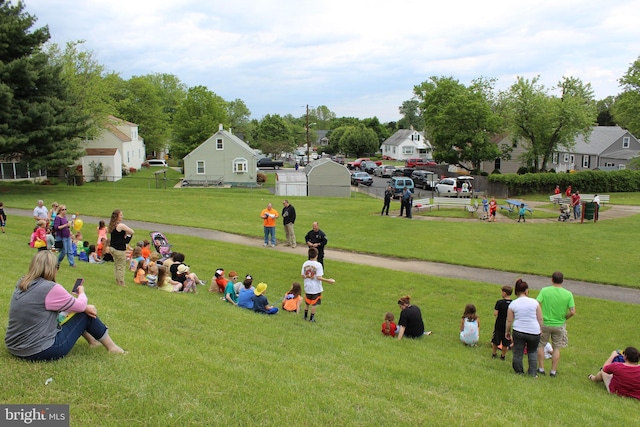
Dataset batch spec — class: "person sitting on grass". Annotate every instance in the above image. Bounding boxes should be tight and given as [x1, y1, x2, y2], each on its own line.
[133, 260, 148, 285]
[224, 271, 240, 305]
[281, 282, 302, 313]
[88, 245, 104, 264]
[4, 251, 125, 361]
[588, 347, 640, 401]
[237, 275, 255, 310]
[381, 312, 397, 337]
[460, 303, 480, 346]
[146, 253, 160, 286]
[252, 282, 278, 315]
[156, 265, 182, 292]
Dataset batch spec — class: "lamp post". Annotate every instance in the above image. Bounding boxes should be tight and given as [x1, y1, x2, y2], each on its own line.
[304, 104, 317, 165]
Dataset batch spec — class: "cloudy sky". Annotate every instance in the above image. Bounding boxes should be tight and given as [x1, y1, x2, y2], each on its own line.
[25, 0, 640, 122]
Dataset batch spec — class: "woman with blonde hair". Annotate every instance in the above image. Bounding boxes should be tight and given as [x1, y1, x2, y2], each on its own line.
[108, 209, 134, 286]
[4, 251, 125, 361]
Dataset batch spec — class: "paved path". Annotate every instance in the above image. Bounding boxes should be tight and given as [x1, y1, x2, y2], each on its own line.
[9, 208, 640, 304]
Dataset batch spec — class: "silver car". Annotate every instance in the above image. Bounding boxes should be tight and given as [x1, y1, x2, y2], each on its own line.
[374, 165, 396, 177]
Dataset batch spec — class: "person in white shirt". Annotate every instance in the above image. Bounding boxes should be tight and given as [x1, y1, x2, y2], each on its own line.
[301, 247, 335, 322]
[505, 279, 543, 377]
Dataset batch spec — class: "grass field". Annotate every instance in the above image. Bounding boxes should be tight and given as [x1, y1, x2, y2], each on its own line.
[0, 176, 639, 426]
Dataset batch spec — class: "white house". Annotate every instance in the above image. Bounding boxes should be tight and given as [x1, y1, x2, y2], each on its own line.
[380, 129, 432, 161]
[82, 148, 122, 182]
[82, 115, 146, 173]
[183, 124, 258, 186]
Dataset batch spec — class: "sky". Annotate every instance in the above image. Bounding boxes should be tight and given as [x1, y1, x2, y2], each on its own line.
[24, 0, 640, 123]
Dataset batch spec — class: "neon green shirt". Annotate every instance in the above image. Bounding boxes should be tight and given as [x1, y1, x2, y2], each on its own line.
[536, 286, 575, 327]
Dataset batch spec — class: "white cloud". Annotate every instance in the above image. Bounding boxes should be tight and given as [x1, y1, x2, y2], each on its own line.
[24, 0, 640, 121]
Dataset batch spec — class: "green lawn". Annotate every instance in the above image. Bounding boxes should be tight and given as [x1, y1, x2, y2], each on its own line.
[2, 178, 640, 425]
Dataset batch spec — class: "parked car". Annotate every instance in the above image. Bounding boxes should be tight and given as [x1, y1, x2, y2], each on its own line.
[374, 165, 396, 177]
[333, 155, 345, 164]
[434, 176, 474, 197]
[147, 159, 168, 167]
[387, 176, 414, 198]
[410, 170, 437, 190]
[405, 158, 437, 168]
[346, 158, 382, 170]
[257, 157, 284, 169]
[360, 161, 378, 174]
[393, 167, 414, 177]
[350, 172, 373, 186]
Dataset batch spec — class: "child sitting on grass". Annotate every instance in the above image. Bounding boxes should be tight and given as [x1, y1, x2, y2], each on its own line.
[146, 252, 160, 286]
[210, 268, 228, 293]
[381, 312, 397, 337]
[252, 282, 278, 315]
[88, 244, 104, 264]
[133, 260, 148, 285]
[281, 282, 302, 313]
[460, 304, 480, 346]
[156, 265, 182, 292]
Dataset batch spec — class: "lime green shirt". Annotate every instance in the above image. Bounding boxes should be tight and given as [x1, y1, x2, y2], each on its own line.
[536, 286, 575, 327]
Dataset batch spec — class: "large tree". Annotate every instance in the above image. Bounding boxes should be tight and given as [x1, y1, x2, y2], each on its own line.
[171, 85, 228, 158]
[256, 114, 295, 157]
[0, 1, 90, 169]
[414, 76, 503, 171]
[334, 124, 378, 156]
[502, 76, 596, 172]
[612, 57, 640, 136]
[397, 99, 423, 130]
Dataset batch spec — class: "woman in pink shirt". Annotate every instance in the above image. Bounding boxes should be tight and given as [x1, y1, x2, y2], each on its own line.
[4, 251, 125, 361]
[589, 347, 640, 400]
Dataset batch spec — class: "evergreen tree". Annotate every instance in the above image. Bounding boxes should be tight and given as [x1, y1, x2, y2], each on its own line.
[0, 1, 90, 170]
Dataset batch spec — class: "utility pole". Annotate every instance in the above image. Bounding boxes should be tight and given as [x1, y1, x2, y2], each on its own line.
[306, 104, 310, 165]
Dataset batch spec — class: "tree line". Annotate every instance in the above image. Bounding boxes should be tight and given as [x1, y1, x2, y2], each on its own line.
[1, 1, 639, 171]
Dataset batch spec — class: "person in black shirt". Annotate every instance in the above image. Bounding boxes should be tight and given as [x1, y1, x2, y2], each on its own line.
[381, 186, 392, 216]
[281, 200, 297, 248]
[397, 295, 430, 340]
[305, 222, 328, 266]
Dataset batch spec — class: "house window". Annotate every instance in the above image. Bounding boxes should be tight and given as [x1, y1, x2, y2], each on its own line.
[552, 153, 558, 164]
[623, 137, 630, 148]
[393, 147, 396, 154]
[403, 146, 414, 155]
[563, 153, 569, 163]
[216, 138, 223, 150]
[569, 155, 575, 165]
[494, 158, 501, 171]
[233, 158, 247, 173]
[619, 164, 626, 170]
[582, 155, 589, 168]
[604, 162, 614, 167]
[196, 161, 205, 174]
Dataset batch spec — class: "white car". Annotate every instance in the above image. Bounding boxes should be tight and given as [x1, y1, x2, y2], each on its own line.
[374, 165, 396, 177]
[435, 176, 474, 197]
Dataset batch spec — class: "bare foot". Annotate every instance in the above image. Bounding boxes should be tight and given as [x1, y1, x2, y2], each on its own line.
[109, 346, 126, 355]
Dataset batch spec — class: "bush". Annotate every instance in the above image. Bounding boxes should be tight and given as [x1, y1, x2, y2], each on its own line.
[256, 172, 267, 183]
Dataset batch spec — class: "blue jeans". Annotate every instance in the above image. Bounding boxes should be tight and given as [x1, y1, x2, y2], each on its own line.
[21, 313, 108, 361]
[263, 226, 275, 245]
[512, 330, 541, 376]
[573, 204, 581, 219]
[57, 236, 75, 266]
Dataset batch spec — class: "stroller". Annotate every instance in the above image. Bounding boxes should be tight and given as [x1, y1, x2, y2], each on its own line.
[558, 204, 571, 222]
[150, 231, 173, 261]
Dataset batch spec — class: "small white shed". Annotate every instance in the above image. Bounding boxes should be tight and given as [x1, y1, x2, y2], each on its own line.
[275, 171, 307, 196]
[305, 158, 351, 198]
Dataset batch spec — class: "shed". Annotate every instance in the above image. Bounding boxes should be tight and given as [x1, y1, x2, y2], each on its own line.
[82, 148, 122, 182]
[275, 171, 307, 196]
[305, 158, 351, 197]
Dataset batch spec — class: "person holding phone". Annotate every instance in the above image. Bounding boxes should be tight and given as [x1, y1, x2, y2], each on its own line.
[4, 251, 125, 361]
[108, 209, 134, 287]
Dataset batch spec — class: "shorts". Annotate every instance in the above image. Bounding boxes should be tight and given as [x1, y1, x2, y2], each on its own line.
[538, 325, 568, 349]
[0, 219, 5, 226]
[491, 329, 510, 347]
[305, 293, 322, 306]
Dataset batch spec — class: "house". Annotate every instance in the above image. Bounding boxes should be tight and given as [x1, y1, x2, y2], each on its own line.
[482, 126, 640, 174]
[82, 148, 122, 182]
[82, 115, 145, 172]
[380, 129, 432, 161]
[553, 126, 640, 172]
[183, 124, 258, 186]
[305, 158, 351, 197]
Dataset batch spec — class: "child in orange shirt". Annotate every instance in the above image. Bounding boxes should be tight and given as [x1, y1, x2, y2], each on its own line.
[133, 260, 148, 285]
[210, 268, 228, 293]
[281, 282, 302, 313]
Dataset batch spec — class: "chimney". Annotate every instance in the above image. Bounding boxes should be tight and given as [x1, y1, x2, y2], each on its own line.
[218, 123, 223, 131]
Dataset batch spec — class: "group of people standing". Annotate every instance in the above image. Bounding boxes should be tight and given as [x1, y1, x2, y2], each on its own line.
[381, 187, 413, 218]
[260, 201, 328, 265]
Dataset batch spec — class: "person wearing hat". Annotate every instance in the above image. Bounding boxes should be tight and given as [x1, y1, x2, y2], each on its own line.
[177, 264, 197, 293]
[210, 268, 228, 293]
[252, 282, 278, 315]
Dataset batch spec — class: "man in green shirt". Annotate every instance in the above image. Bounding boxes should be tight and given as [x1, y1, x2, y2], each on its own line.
[536, 271, 576, 377]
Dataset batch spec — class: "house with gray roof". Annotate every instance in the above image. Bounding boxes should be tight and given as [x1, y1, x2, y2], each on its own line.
[183, 124, 258, 186]
[380, 129, 432, 161]
[481, 126, 640, 173]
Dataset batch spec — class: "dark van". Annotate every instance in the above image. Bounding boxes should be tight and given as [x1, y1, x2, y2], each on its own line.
[387, 177, 414, 199]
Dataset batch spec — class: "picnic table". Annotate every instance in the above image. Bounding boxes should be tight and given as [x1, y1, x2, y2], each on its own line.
[501, 200, 534, 218]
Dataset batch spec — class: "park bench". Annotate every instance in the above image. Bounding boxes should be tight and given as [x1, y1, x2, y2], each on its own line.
[432, 197, 472, 210]
[579, 194, 610, 205]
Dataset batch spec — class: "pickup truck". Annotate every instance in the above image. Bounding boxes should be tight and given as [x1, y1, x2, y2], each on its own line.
[257, 158, 284, 169]
[346, 158, 382, 170]
[405, 158, 437, 168]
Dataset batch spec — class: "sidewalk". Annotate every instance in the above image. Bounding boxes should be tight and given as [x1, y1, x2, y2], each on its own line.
[9, 208, 640, 304]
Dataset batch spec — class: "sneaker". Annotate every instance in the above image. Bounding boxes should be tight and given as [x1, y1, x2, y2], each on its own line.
[309, 318, 316, 323]
[492, 354, 497, 359]
[537, 369, 546, 376]
[550, 372, 557, 377]
[500, 355, 506, 361]
[199, 280, 206, 285]
[270, 244, 275, 247]
[424, 331, 432, 336]
[263, 243, 268, 247]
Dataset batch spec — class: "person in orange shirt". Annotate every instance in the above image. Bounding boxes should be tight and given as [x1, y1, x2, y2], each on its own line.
[141, 239, 152, 260]
[260, 203, 279, 247]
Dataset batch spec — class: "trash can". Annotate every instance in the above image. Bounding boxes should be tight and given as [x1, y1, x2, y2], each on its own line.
[581, 202, 598, 222]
